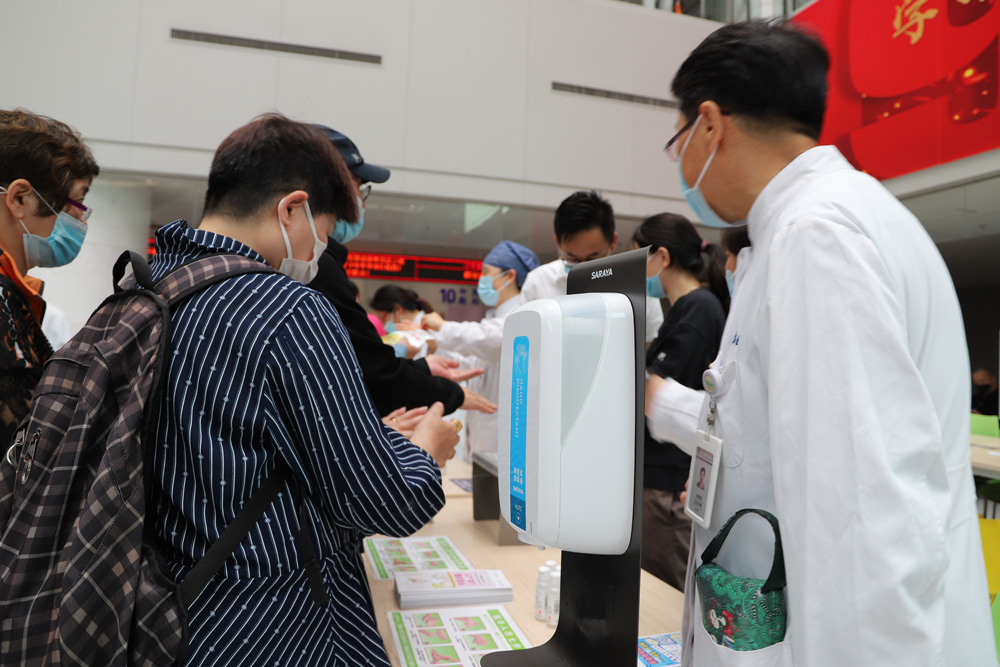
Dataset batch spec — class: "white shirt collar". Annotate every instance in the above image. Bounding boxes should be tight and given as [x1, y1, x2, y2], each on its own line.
[495, 292, 524, 318]
[746, 145, 854, 250]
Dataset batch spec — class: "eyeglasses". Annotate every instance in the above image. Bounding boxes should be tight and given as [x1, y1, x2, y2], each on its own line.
[559, 245, 615, 267]
[663, 116, 697, 163]
[664, 112, 731, 162]
[360, 184, 372, 202]
[66, 197, 92, 223]
[0, 185, 92, 223]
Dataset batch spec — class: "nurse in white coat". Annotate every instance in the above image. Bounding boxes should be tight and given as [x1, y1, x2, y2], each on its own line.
[422, 241, 540, 457]
[647, 21, 996, 666]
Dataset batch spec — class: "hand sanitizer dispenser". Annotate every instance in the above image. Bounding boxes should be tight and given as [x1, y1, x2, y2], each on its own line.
[498, 292, 635, 555]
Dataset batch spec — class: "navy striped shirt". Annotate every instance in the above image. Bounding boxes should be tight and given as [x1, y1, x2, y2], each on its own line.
[148, 220, 445, 666]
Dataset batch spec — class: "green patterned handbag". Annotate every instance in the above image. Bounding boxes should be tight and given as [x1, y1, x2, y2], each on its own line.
[694, 508, 787, 651]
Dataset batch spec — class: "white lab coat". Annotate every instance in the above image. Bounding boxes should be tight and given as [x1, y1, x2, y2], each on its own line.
[435, 294, 524, 456]
[662, 146, 995, 666]
[520, 258, 664, 343]
[41, 302, 77, 350]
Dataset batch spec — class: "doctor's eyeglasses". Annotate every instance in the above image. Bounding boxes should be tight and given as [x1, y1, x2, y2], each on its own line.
[663, 111, 731, 162]
[663, 117, 697, 163]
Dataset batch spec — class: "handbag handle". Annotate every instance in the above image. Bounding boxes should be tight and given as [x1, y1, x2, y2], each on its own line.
[699, 508, 786, 594]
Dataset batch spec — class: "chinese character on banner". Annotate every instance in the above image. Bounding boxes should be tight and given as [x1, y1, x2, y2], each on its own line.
[893, 0, 939, 44]
[793, 0, 1000, 180]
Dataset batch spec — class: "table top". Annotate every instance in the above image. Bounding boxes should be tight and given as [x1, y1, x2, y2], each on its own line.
[366, 460, 685, 666]
[971, 433, 1000, 479]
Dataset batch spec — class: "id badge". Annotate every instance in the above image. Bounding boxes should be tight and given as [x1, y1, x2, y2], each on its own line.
[684, 429, 722, 529]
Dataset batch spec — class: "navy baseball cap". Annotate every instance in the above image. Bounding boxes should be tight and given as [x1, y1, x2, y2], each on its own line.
[312, 124, 390, 184]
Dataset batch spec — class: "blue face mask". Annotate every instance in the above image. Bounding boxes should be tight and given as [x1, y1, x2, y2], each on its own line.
[725, 269, 735, 295]
[2, 187, 88, 269]
[384, 320, 396, 334]
[477, 273, 509, 307]
[677, 115, 742, 229]
[646, 275, 666, 300]
[23, 212, 87, 269]
[332, 195, 365, 244]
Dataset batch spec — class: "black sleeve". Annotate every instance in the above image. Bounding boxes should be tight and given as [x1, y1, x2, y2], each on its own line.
[648, 323, 715, 390]
[646, 291, 726, 391]
[643, 290, 725, 491]
[308, 246, 465, 416]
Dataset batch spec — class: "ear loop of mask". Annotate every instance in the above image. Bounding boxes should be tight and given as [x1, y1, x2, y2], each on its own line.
[680, 115, 718, 190]
[277, 196, 295, 261]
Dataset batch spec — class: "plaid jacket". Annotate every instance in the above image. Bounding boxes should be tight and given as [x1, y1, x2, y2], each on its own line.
[0, 253, 270, 667]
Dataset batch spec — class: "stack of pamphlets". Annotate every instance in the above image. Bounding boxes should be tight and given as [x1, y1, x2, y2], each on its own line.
[395, 570, 514, 610]
[387, 606, 529, 666]
[365, 535, 473, 580]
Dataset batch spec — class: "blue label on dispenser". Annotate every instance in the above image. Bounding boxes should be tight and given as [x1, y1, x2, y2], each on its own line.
[509, 336, 529, 530]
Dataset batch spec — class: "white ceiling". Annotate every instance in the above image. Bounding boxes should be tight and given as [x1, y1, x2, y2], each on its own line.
[896, 173, 1000, 289]
[899, 175, 1000, 243]
[113, 168, 1000, 288]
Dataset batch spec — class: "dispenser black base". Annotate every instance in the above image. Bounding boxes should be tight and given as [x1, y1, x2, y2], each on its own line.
[483, 248, 649, 667]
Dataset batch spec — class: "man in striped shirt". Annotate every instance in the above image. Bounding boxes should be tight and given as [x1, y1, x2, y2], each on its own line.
[148, 114, 458, 666]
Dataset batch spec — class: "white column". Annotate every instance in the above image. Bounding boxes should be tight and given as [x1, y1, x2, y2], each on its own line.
[32, 178, 152, 333]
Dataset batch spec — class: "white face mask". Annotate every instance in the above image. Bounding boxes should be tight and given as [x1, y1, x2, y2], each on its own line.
[276, 199, 326, 284]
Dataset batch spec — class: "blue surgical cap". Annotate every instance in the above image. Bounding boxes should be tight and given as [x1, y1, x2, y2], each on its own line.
[482, 241, 540, 289]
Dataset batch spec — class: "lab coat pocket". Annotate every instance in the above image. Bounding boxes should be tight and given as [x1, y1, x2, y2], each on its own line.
[693, 595, 792, 667]
[712, 360, 743, 468]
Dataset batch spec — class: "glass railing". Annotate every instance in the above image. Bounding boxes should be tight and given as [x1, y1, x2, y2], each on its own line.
[616, 0, 815, 22]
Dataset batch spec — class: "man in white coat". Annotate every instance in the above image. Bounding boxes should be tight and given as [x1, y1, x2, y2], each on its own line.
[646, 20, 997, 666]
[520, 190, 664, 345]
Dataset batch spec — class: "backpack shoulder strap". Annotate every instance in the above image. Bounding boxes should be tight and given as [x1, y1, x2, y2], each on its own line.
[113, 250, 155, 292]
[177, 461, 329, 609]
[155, 253, 276, 306]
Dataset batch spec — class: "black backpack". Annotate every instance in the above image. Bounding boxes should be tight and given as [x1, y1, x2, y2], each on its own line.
[0, 251, 327, 666]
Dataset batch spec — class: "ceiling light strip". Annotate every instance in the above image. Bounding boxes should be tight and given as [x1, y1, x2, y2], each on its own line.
[170, 28, 382, 65]
[551, 82, 677, 109]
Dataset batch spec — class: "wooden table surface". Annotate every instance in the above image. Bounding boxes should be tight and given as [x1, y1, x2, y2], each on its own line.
[365, 460, 685, 666]
[972, 433, 1000, 480]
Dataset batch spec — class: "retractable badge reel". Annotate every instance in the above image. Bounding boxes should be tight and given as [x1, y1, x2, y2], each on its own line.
[684, 368, 724, 529]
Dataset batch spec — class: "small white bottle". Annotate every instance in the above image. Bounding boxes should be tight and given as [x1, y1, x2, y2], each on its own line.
[545, 570, 561, 628]
[545, 559, 558, 570]
[534, 566, 550, 622]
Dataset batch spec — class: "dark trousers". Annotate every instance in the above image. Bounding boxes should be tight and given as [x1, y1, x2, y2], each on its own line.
[640, 487, 692, 591]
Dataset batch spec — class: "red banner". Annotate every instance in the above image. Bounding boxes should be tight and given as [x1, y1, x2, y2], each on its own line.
[792, 0, 999, 179]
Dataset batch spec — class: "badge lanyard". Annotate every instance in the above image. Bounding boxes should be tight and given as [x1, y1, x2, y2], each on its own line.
[685, 368, 725, 529]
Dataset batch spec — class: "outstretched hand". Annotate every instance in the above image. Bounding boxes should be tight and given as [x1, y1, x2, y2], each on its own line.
[382, 406, 429, 438]
[461, 387, 497, 414]
[426, 354, 485, 383]
[421, 312, 446, 332]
